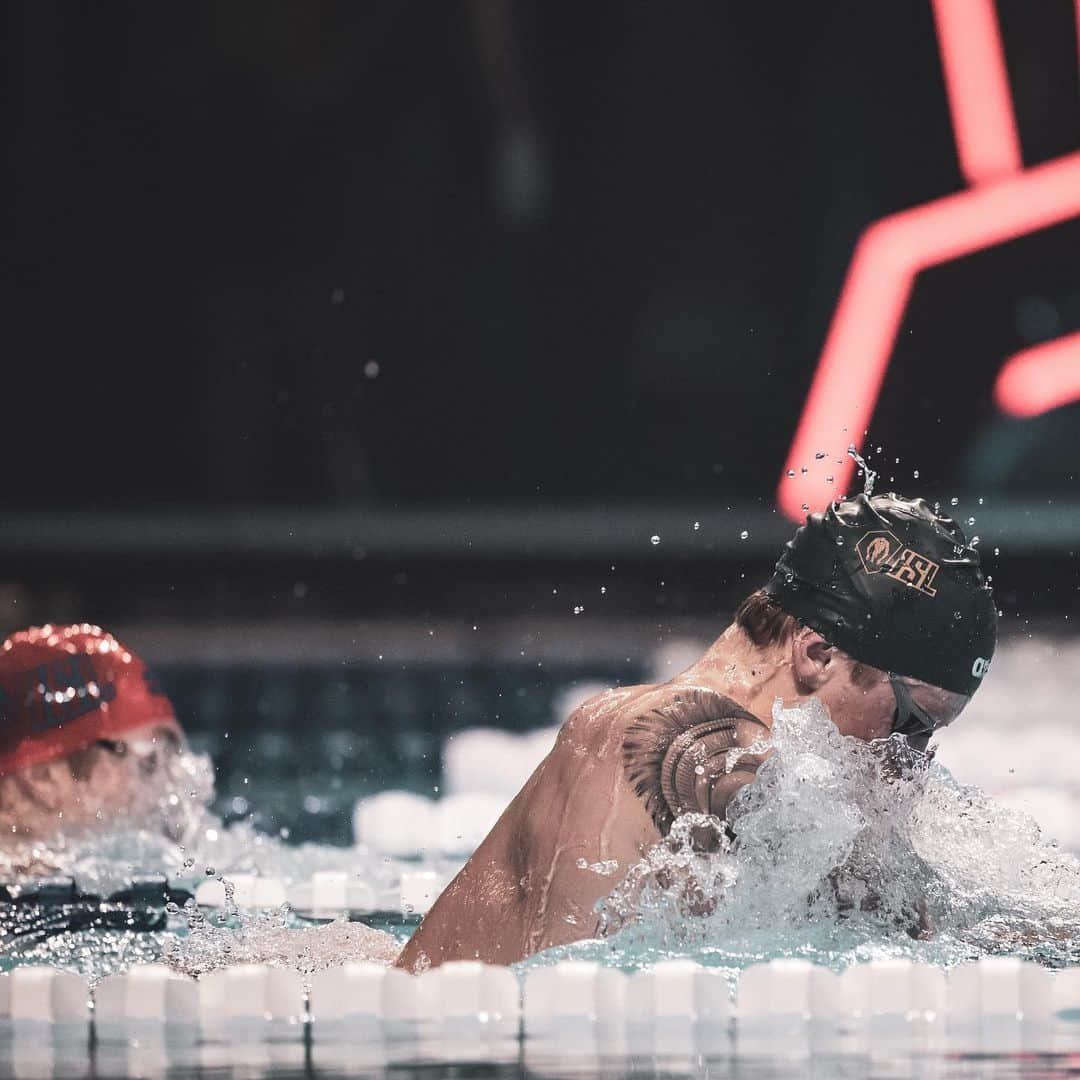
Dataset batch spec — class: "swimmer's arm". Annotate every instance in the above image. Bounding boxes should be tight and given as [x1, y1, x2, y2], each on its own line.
[394, 757, 548, 972]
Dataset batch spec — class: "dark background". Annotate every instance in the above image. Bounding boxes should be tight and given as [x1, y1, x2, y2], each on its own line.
[7, 1, 1079, 509]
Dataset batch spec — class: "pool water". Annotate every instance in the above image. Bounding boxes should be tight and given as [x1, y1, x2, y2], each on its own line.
[3, 635, 1080, 1075]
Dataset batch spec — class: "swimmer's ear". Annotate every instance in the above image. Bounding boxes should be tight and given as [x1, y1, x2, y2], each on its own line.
[791, 627, 836, 692]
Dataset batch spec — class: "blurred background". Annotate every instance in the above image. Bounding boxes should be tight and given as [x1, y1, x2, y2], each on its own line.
[3, 2, 1079, 843]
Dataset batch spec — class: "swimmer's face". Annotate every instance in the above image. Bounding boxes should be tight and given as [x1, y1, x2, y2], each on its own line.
[819, 664, 969, 746]
[790, 627, 969, 744]
[60, 723, 189, 835]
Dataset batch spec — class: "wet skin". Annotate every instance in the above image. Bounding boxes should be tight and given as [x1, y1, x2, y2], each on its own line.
[396, 680, 675, 971]
[396, 622, 965, 971]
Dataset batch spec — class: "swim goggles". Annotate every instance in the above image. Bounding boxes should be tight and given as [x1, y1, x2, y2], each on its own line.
[888, 673, 939, 745]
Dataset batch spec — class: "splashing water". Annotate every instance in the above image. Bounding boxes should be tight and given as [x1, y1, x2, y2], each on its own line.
[10, 696, 1080, 987]
[0, 744, 403, 981]
[532, 699, 1080, 975]
[847, 445, 877, 496]
[0, 746, 218, 895]
[164, 893, 399, 981]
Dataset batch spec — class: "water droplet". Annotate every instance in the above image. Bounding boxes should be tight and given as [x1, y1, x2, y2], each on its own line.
[739, 530, 749, 540]
[205, 867, 216, 876]
[801, 503, 809, 512]
[573, 605, 585, 615]
[967, 517, 975, 526]
[825, 475, 834, 483]
[950, 497, 959, 506]
[994, 547, 1000, 556]
[650, 534, 661, 546]
[363, 360, 380, 379]
[787, 469, 795, 477]
[815, 451, 826, 460]
[913, 469, 920, 479]
[800, 466, 808, 475]
[692, 521, 701, 530]
[694, 764, 705, 775]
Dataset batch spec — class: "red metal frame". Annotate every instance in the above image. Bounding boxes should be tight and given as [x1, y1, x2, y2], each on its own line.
[777, 0, 1080, 521]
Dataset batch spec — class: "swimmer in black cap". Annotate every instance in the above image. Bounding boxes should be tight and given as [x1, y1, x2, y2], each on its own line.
[397, 494, 996, 971]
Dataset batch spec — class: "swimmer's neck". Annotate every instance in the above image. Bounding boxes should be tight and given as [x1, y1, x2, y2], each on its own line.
[677, 622, 801, 727]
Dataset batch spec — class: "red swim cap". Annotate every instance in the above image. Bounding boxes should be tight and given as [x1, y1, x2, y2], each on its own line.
[0, 625, 182, 777]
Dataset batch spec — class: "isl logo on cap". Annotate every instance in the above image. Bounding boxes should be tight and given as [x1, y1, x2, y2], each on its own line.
[855, 529, 940, 597]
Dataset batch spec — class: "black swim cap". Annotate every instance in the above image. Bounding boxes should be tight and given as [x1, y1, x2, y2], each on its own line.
[762, 494, 996, 696]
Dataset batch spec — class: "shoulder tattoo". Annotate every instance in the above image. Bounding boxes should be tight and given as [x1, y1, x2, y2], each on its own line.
[622, 687, 769, 835]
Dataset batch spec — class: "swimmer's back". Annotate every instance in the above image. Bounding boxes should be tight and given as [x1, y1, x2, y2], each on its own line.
[395, 679, 767, 969]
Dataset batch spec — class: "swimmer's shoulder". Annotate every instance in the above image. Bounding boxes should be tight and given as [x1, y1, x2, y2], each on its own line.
[620, 683, 771, 834]
[555, 683, 659, 753]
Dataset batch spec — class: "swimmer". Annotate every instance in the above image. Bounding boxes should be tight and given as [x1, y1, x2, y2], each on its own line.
[397, 494, 996, 970]
[0, 625, 188, 868]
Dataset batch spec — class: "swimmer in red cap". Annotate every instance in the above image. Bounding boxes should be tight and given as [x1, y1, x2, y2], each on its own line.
[398, 494, 997, 971]
[0, 625, 187, 849]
